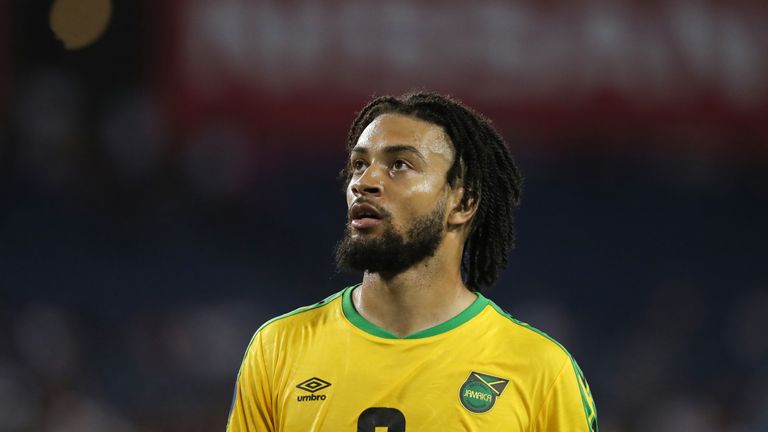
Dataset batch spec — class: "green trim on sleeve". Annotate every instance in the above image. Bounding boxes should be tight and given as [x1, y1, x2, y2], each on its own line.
[488, 300, 598, 432]
[571, 357, 599, 432]
[341, 284, 490, 339]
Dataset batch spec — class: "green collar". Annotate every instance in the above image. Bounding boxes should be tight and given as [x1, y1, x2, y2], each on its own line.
[341, 284, 489, 339]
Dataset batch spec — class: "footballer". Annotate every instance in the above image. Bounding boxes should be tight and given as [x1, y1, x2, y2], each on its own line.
[226, 92, 598, 431]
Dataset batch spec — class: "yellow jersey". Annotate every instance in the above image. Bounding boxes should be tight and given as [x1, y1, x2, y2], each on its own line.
[227, 285, 598, 431]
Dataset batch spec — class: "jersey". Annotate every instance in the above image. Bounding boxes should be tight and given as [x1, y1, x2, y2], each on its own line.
[227, 285, 598, 432]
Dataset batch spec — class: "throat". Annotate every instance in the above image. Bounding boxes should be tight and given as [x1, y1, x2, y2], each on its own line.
[354, 275, 477, 338]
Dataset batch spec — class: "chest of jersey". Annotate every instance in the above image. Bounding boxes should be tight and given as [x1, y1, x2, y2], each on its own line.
[268, 318, 538, 431]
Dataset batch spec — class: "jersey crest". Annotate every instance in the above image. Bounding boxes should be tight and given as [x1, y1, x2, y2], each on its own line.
[458, 372, 509, 413]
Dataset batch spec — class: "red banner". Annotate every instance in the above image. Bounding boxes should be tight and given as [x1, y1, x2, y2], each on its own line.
[159, 0, 768, 156]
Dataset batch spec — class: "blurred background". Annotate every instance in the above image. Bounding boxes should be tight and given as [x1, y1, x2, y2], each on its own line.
[1, 0, 767, 431]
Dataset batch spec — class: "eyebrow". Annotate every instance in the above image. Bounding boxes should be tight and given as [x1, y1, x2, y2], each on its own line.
[350, 145, 426, 162]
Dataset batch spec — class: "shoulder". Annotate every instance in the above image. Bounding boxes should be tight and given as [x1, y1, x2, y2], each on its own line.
[480, 297, 598, 426]
[235, 289, 347, 381]
[481, 301, 599, 431]
[481, 297, 575, 370]
[253, 288, 346, 339]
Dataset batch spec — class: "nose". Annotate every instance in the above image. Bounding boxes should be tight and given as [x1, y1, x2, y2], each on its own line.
[350, 166, 382, 197]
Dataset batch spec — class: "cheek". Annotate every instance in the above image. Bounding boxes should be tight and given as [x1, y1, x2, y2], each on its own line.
[393, 191, 440, 225]
[408, 174, 444, 195]
[399, 176, 446, 212]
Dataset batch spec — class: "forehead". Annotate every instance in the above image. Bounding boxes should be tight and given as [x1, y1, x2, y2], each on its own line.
[354, 113, 454, 161]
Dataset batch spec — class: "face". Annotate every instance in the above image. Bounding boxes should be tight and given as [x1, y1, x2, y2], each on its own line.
[335, 113, 456, 275]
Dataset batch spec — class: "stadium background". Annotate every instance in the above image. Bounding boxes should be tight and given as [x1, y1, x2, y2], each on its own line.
[1, 1, 767, 431]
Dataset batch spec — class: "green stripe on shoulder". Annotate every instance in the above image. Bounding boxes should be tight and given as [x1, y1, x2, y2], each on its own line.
[234, 288, 346, 380]
[487, 300, 569, 352]
[255, 288, 345, 334]
[488, 300, 598, 432]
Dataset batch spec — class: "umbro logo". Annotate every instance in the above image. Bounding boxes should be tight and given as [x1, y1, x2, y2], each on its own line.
[296, 377, 331, 402]
[297, 377, 331, 393]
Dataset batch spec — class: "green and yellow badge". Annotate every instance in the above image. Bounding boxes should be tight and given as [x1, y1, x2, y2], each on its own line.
[459, 372, 509, 413]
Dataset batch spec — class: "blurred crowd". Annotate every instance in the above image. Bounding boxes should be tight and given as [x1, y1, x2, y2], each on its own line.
[1, 1, 767, 431]
[2, 91, 766, 430]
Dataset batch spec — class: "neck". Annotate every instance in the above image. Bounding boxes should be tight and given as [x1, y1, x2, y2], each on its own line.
[353, 242, 477, 338]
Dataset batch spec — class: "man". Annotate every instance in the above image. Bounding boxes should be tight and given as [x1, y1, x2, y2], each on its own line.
[227, 92, 598, 431]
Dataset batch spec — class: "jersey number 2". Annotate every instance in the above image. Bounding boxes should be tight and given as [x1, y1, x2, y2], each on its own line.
[357, 407, 406, 432]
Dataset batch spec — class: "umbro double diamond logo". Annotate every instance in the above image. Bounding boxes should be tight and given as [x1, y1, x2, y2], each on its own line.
[297, 377, 331, 393]
[296, 377, 331, 402]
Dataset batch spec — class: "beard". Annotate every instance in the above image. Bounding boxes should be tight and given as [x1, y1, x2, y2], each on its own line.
[335, 200, 446, 277]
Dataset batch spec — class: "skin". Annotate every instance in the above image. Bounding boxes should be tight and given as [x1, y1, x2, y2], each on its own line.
[346, 113, 479, 337]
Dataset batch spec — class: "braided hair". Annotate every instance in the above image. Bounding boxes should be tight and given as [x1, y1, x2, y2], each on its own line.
[341, 92, 523, 291]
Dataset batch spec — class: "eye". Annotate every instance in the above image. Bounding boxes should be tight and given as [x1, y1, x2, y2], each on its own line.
[351, 159, 367, 173]
[392, 160, 410, 171]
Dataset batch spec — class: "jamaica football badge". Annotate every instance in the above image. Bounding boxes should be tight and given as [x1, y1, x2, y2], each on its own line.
[459, 372, 509, 413]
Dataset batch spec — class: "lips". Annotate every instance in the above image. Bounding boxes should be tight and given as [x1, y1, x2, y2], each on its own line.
[350, 202, 384, 229]
[350, 202, 382, 220]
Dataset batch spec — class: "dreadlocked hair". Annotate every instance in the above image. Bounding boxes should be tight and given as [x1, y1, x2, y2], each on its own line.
[341, 92, 523, 291]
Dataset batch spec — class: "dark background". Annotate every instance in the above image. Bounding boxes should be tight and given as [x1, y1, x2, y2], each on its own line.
[1, 1, 767, 431]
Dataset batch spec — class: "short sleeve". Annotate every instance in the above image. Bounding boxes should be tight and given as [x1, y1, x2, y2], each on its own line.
[226, 331, 275, 432]
[533, 357, 598, 432]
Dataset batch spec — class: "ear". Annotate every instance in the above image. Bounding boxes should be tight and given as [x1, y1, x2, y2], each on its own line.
[447, 185, 479, 227]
